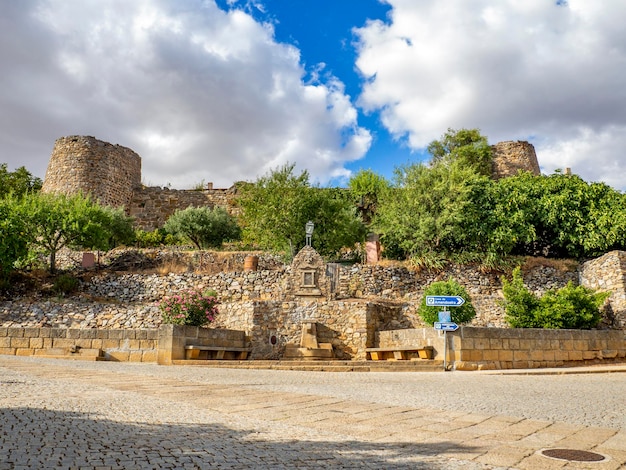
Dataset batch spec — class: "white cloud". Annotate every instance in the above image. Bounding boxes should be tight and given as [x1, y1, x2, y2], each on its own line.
[0, 0, 370, 188]
[355, 0, 626, 188]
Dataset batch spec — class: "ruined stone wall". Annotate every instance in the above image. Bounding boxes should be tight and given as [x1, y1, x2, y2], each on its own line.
[42, 136, 141, 207]
[491, 140, 540, 179]
[128, 185, 239, 231]
[580, 251, 626, 329]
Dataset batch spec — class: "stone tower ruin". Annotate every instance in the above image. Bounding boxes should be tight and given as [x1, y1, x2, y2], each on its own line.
[41, 135, 141, 208]
[491, 141, 540, 179]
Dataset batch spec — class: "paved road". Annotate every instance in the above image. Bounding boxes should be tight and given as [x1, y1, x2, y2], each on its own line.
[0, 356, 625, 469]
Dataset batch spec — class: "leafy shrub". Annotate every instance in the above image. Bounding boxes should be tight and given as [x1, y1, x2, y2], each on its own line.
[418, 278, 476, 325]
[159, 289, 218, 326]
[501, 267, 609, 329]
[501, 268, 540, 328]
[134, 229, 181, 248]
[53, 274, 79, 296]
[164, 206, 241, 250]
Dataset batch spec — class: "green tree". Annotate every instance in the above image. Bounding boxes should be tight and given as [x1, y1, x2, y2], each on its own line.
[0, 164, 42, 198]
[237, 164, 365, 259]
[427, 128, 493, 176]
[20, 193, 126, 273]
[0, 196, 28, 277]
[418, 278, 476, 325]
[163, 206, 241, 250]
[348, 169, 389, 225]
[373, 158, 490, 259]
[492, 172, 626, 258]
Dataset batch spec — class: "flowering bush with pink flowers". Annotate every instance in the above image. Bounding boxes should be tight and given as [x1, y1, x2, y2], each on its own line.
[159, 289, 219, 326]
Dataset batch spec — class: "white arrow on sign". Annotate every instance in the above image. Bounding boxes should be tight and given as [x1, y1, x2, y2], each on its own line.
[434, 322, 459, 331]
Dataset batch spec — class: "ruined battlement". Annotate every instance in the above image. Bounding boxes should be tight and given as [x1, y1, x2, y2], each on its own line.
[42, 136, 141, 208]
[491, 140, 540, 179]
[41, 135, 542, 230]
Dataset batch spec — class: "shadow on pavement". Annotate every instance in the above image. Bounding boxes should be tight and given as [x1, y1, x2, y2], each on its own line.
[0, 407, 485, 469]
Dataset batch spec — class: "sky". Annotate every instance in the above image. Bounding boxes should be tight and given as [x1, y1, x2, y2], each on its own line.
[1, 0, 625, 190]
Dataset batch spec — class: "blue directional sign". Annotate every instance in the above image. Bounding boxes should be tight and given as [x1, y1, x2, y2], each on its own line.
[434, 322, 459, 331]
[426, 295, 465, 307]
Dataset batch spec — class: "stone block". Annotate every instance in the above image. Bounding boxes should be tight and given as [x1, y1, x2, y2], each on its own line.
[10, 338, 30, 348]
[128, 351, 143, 362]
[602, 349, 618, 359]
[482, 349, 499, 361]
[52, 338, 75, 349]
[79, 329, 98, 339]
[513, 350, 531, 361]
[582, 350, 599, 360]
[15, 349, 34, 356]
[7, 328, 24, 338]
[573, 340, 587, 351]
[127, 339, 141, 350]
[568, 350, 583, 361]
[140, 340, 157, 349]
[108, 330, 124, 340]
[91, 339, 103, 349]
[0, 337, 11, 348]
[122, 330, 136, 340]
[49, 328, 67, 338]
[102, 339, 121, 349]
[67, 329, 82, 339]
[498, 350, 513, 361]
[529, 350, 544, 361]
[0, 328, 7, 337]
[75, 339, 93, 349]
[142, 350, 158, 362]
[106, 351, 130, 362]
[135, 329, 148, 340]
[23, 328, 40, 338]
[0, 347, 16, 355]
[489, 338, 503, 350]
[29, 338, 44, 349]
[95, 330, 109, 339]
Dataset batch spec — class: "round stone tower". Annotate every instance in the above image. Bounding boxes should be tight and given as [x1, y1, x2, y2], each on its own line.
[41, 136, 142, 208]
[491, 141, 540, 179]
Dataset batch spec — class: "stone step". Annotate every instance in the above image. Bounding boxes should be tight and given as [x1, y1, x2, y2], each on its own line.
[171, 359, 445, 372]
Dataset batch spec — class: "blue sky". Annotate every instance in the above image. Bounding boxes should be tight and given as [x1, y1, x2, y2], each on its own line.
[1, 1, 625, 189]
[222, 0, 422, 180]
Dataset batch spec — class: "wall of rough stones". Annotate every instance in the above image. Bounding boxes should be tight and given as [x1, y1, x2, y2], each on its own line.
[42, 136, 141, 208]
[580, 251, 626, 329]
[491, 141, 541, 179]
[128, 185, 239, 231]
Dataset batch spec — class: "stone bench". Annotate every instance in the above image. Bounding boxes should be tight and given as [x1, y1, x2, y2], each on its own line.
[184, 345, 251, 360]
[366, 346, 434, 361]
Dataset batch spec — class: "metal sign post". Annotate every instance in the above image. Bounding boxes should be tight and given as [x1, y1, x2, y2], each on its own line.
[428, 296, 463, 371]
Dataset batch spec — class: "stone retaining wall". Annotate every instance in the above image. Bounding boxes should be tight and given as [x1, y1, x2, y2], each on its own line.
[377, 327, 626, 370]
[0, 327, 158, 362]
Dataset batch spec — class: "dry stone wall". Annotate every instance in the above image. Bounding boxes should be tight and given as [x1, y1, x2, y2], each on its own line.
[580, 251, 626, 328]
[42, 136, 141, 208]
[129, 185, 239, 231]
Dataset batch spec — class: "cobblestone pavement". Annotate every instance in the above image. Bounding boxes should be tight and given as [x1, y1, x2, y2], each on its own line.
[0, 356, 625, 470]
